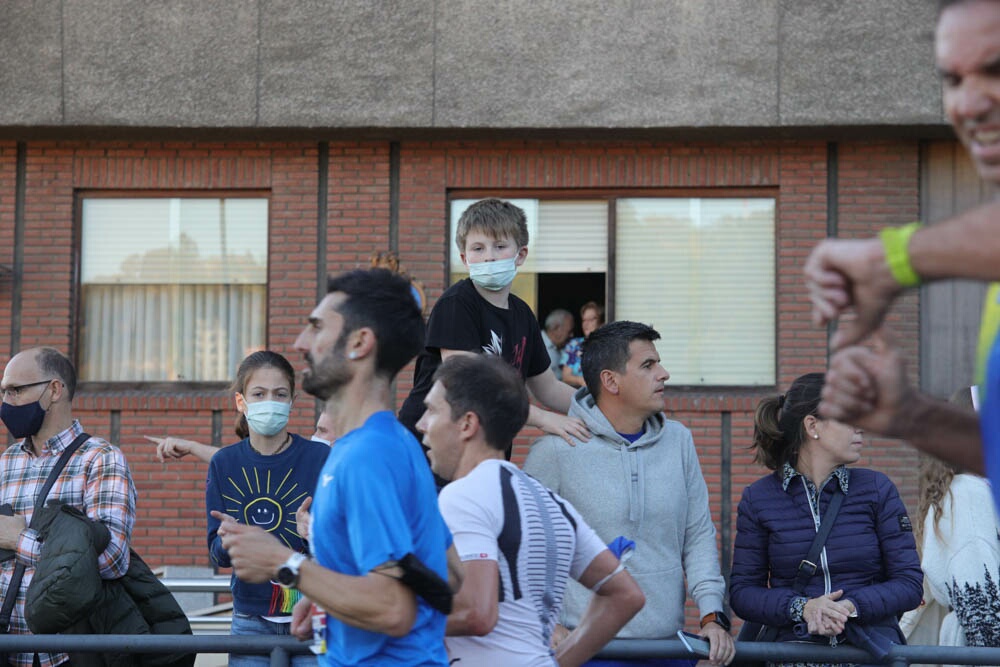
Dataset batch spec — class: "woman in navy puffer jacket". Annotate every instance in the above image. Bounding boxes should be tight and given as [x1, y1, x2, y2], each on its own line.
[730, 373, 922, 662]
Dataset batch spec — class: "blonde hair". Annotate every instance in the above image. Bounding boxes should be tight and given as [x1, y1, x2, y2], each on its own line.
[913, 386, 973, 553]
[454, 199, 529, 253]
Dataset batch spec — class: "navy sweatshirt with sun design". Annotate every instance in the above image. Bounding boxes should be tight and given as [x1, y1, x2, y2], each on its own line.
[206, 434, 330, 616]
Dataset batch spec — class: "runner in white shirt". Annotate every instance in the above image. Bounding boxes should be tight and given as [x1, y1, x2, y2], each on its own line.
[417, 354, 645, 667]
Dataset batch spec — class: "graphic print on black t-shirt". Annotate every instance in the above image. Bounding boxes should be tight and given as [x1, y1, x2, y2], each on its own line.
[398, 279, 550, 434]
[482, 330, 528, 370]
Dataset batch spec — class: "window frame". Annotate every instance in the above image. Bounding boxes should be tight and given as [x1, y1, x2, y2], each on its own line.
[73, 189, 271, 393]
[446, 187, 780, 390]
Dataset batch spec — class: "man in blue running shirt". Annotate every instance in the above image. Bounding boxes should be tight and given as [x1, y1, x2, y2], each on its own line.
[214, 269, 460, 667]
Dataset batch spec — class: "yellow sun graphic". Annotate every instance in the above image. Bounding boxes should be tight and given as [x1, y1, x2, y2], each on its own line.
[222, 466, 309, 548]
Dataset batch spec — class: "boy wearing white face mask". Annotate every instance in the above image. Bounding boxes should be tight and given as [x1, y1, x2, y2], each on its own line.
[398, 199, 591, 481]
[205, 350, 330, 667]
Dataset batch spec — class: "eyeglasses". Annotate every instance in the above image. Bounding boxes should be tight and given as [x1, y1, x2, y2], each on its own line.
[0, 379, 54, 402]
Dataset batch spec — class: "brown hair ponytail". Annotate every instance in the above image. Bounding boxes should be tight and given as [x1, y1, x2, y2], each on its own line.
[751, 372, 825, 471]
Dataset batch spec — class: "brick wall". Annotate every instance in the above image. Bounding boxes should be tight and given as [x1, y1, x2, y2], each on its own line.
[0, 138, 923, 606]
[836, 142, 922, 503]
[0, 142, 16, 361]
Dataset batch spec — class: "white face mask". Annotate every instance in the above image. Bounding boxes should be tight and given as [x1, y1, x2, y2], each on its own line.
[468, 256, 518, 291]
[245, 400, 291, 436]
[311, 435, 332, 446]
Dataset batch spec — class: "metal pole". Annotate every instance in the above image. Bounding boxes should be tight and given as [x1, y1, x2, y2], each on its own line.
[270, 645, 290, 667]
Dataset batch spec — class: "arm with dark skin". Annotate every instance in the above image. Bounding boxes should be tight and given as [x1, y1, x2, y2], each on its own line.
[821, 338, 984, 474]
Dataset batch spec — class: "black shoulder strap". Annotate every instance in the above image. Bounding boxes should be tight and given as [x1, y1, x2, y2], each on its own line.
[31, 433, 91, 518]
[0, 432, 90, 633]
[793, 482, 846, 593]
[758, 480, 846, 643]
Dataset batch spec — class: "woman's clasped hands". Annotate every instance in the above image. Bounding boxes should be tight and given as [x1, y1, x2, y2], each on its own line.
[802, 589, 856, 637]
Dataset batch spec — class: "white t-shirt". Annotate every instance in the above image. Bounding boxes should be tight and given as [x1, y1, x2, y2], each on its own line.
[439, 459, 607, 667]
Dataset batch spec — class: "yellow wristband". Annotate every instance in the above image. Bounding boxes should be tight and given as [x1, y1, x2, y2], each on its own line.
[879, 222, 923, 287]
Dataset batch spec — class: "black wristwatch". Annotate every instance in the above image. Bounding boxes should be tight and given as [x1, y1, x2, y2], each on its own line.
[276, 552, 307, 589]
[700, 610, 731, 632]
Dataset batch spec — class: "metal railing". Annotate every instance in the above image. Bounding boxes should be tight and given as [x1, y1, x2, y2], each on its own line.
[6, 634, 1000, 667]
[149, 579, 1000, 665]
[161, 577, 232, 628]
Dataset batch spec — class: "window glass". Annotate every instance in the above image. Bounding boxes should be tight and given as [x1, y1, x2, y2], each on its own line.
[445, 195, 774, 385]
[80, 197, 268, 382]
[616, 198, 775, 385]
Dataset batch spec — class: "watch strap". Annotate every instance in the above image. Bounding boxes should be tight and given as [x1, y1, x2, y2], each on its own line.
[700, 611, 726, 629]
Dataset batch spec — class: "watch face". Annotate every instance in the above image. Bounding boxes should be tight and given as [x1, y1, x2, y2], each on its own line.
[277, 553, 304, 587]
[277, 566, 296, 587]
[715, 611, 731, 631]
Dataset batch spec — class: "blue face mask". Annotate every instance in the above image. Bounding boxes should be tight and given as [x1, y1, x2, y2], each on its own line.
[468, 256, 518, 291]
[245, 400, 291, 437]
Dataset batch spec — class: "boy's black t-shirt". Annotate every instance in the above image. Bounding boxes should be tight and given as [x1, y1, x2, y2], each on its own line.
[398, 278, 551, 435]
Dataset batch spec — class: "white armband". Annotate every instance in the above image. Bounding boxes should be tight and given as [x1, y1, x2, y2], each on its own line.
[591, 562, 626, 592]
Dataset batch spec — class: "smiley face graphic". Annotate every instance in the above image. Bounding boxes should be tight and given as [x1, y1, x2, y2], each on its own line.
[244, 498, 282, 532]
[223, 465, 310, 548]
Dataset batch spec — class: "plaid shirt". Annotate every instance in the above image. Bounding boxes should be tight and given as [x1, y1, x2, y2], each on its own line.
[0, 420, 137, 667]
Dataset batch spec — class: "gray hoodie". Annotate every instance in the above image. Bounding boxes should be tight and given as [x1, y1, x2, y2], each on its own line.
[523, 388, 725, 639]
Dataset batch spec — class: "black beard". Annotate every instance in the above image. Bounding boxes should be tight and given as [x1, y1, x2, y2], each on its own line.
[301, 335, 352, 401]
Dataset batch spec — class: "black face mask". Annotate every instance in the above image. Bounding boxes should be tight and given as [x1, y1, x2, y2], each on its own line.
[0, 398, 48, 440]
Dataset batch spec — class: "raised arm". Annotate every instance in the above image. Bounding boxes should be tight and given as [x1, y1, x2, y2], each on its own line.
[805, 200, 1000, 351]
[146, 435, 218, 464]
[821, 339, 984, 474]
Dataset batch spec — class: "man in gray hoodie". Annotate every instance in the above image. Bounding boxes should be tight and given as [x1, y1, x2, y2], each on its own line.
[524, 321, 735, 667]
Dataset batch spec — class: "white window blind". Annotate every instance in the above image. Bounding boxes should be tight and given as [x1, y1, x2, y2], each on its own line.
[449, 199, 606, 273]
[615, 198, 775, 385]
[80, 197, 268, 382]
[532, 201, 607, 272]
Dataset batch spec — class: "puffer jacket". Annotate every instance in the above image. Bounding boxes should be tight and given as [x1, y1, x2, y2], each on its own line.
[24, 501, 194, 667]
[729, 467, 923, 644]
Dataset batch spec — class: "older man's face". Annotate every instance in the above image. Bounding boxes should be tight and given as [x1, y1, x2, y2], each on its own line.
[936, 0, 1000, 184]
[552, 317, 574, 347]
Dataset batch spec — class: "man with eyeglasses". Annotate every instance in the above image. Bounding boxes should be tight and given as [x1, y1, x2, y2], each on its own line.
[0, 347, 137, 667]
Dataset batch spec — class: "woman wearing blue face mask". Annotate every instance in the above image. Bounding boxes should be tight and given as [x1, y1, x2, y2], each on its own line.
[205, 350, 329, 667]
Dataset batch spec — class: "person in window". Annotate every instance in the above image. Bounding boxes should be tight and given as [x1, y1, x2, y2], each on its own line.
[205, 350, 330, 667]
[396, 198, 590, 457]
[562, 301, 605, 388]
[730, 372, 922, 666]
[900, 386, 1000, 657]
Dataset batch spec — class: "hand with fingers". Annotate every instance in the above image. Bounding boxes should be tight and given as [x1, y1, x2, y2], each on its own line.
[296, 496, 312, 541]
[700, 621, 736, 666]
[537, 411, 591, 446]
[290, 597, 314, 641]
[803, 590, 851, 637]
[210, 510, 290, 583]
[145, 435, 217, 464]
[803, 237, 904, 351]
[820, 333, 914, 438]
